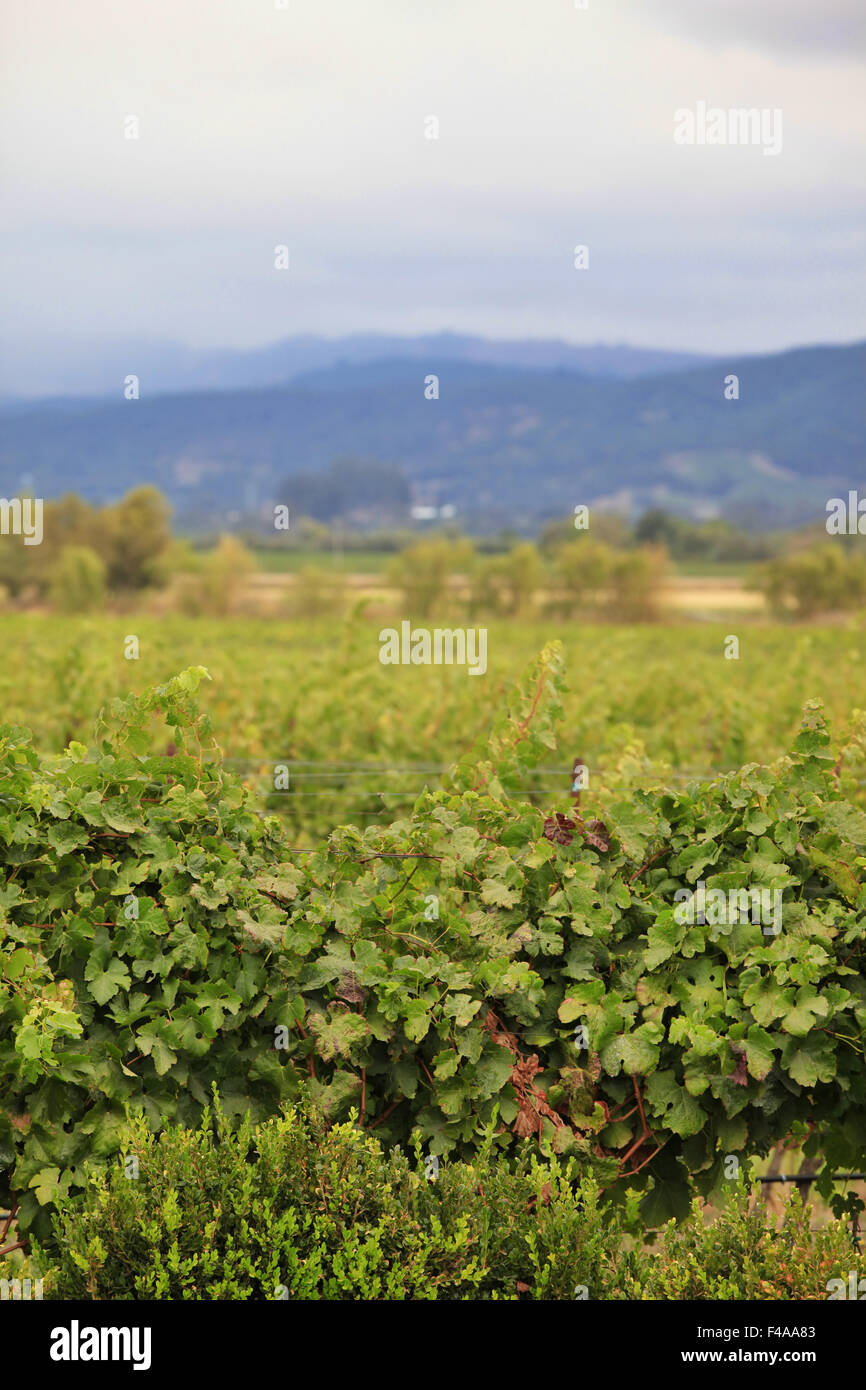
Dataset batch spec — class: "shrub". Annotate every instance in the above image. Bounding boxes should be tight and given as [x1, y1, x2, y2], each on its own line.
[469, 543, 541, 618]
[0, 488, 174, 602]
[174, 536, 256, 615]
[754, 544, 866, 618]
[2, 651, 865, 1248]
[607, 545, 669, 621]
[48, 545, 107, 615]
[620, 1184, 855, 1300]
[386, 538, 474, 618]
[549, 540, 668, 620]
[33, 1096, 629, 1300]
[24, 1101, 857, 1300]
[286, 566, 347, 618]
[97, 485, 173, 591]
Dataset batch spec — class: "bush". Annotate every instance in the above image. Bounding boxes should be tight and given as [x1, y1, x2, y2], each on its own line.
[173, 536, 256, 615]
[32, 1096, 628, 1300]
[286, 566, 347, 619]
[607, 545, 669, 621]
[754, 544, 866, 618]
[258, 645, 866, 1224]
[23, 1100, 857, 1300]
[0, 488, 174, 602]
[468, 543, 541, 618]
[621, 1185, 855, 1300]
[387, 538, 474, 618]
[549, 540, 668, 620]
[48, 545, 107, 615]
[98, 486, 173, 591]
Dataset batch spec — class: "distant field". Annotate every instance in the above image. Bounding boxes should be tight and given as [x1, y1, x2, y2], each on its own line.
[660, 574, 765, 614]
[671, 560, 753, 579]
[251, 547, 395, 573]
[2, 614, 863, 843]
[252, 549, 753, 582]
[244, 565, 766, 618]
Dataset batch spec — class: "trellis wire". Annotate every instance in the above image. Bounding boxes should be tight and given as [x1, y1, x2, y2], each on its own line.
[758, 1174, 864, 1249]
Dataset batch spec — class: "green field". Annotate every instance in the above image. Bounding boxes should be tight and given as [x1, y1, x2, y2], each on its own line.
[3, 613, 863, 841]
[252, 548, 749, 581]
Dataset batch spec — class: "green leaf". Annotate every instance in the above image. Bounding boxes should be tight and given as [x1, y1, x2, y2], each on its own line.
[643, 911, 684, 969]
[601, 1024, 662, 1077]
[780, 986, 830, 1037]
[645, 1068, 705, 1137]
[781, 1033, 837, 1087]
[403, 1000, 432, 1043]
[472, 1045, 514, 1098]
[85, 955, 132, 1005]
[743, 1025, 777, 1080]
[394, 1059, 421, 1095]
[639, 1174, 692, 1227]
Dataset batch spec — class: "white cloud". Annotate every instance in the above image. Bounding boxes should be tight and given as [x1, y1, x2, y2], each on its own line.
[0, 0, 862, 368]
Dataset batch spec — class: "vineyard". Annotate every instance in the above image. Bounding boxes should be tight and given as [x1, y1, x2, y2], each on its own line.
[1, 614, 865, 841]
[1, 619, 865, 1301]
[1, 0, 863, 1352]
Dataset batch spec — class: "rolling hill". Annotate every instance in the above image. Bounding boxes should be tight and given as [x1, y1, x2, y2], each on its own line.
[0, 341, 862, 533]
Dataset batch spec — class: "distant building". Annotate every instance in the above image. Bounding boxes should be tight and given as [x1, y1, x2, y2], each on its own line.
[411, 503, 457, 522]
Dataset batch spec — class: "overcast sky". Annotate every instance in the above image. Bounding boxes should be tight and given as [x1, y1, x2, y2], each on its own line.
[1, 0, 864, 380]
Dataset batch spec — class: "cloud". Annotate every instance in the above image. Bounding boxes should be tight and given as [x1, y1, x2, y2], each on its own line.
[0, 0, 862, 377]
[633, 0, 866, 60]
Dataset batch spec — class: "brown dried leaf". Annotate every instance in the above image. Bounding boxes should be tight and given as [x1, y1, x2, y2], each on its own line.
[336, 971, 367, 1004]
[513, 1107, 538, 1139]
[730, 1045, 749, 1087]
[544, 813, 576, 846]
[584, 818, 611, 853]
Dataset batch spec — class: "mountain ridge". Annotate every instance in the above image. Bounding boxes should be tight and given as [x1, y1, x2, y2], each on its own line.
[0, 332, 720, 402]
[0, 341, 862, 534]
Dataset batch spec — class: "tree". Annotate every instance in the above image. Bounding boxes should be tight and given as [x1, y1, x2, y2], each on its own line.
[754, 545, 866, 618]
[100, 486, 173, 590]
[175, 535, 257, 616]
[286, 566, 347, 619]
[470, 543, 541, 617]
[550, 540, 668, 620]
[48, 545, 107, 614]
[387, 538, 474, 618]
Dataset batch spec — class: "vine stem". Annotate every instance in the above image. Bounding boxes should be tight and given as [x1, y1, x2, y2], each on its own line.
[518, 669, 547, 735]
[629, 849, 666, 883]
[0, 1204, 18, 1247]
[369, 1098, 402, 1130]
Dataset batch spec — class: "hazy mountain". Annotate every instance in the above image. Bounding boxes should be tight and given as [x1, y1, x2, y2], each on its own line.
[0, 342, 861, 533]
[0, 333, 716, 401]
